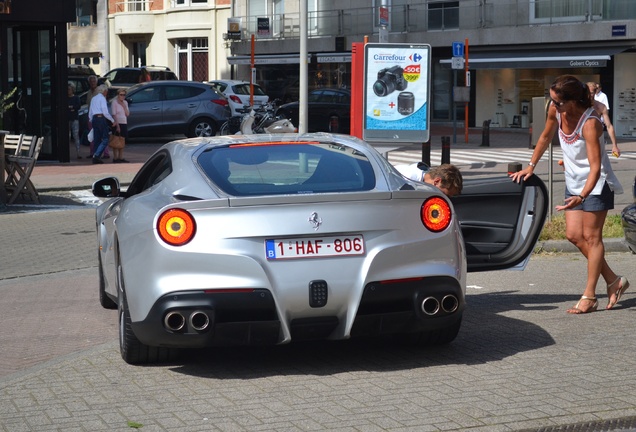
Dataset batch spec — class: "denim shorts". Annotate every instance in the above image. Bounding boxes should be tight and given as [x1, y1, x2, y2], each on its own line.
[565, 182, 614, 211]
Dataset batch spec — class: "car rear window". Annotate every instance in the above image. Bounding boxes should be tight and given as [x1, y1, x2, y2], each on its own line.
[197, 142, 375, 196]
[106, 69, 140, 84]
[232, 83, 267, 96]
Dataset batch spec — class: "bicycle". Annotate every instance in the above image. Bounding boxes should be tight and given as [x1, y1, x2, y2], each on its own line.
[220, 100, 294, 135]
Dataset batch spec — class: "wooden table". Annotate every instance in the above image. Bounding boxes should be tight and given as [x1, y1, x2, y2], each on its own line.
[0, 131, 8, 203]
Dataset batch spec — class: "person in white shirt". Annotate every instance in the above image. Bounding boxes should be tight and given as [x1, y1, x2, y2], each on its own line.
[592, 82, 610, 110]
[586, 82, 621, 157]
[88, 84, 117, 164]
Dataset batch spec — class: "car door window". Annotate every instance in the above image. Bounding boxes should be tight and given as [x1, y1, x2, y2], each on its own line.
[164, 85, 204, 101]
[335, 92, 350, 105]
[319, 90, 338, 104]
[130, 86, 162, 103]
[308, 91, 322, 103]
[126, 151, 173, 197]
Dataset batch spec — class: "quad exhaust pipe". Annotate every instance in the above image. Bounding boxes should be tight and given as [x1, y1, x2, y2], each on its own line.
[164, 310, 210, 332]
[189, 311, 210, 331]
[421, 294, 459, 316]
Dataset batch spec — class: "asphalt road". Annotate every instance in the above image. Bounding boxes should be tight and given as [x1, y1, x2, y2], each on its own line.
[0, 208, 635, 431]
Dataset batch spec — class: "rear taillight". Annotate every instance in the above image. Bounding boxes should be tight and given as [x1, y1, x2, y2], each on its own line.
[229, 95, 242, 104]
[212, 99, 229, 107]
[157, 209, 196, 246]
[421, 197, 452, 232]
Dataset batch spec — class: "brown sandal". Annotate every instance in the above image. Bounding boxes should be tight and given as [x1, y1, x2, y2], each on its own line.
[567, 296, 598, 314]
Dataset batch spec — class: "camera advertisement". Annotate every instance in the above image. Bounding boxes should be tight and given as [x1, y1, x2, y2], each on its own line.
[363, 43, 431, 143]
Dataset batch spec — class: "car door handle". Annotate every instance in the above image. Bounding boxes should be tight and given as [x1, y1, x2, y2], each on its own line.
[151, 106, 160, 110]
[188, 104, 197, 108]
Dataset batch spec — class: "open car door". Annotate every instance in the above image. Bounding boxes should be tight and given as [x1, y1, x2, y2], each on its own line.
[451, 174, 548, 272]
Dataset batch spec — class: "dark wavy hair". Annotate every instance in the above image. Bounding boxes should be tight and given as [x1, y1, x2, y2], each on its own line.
[550, 75, 593, 109]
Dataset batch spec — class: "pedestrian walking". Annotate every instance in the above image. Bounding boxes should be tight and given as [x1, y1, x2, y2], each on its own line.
[510, 75, 628, 314]
[89, 84, 117, 164]
[67, 83, 82, 159]
[110, 89, 130, 163]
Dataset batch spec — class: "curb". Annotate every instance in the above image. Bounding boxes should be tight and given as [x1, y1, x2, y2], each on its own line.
[536, 237, 632, 254]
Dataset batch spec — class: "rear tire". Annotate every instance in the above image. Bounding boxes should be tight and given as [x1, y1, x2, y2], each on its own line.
[119, 290, 177, 365]
[220, 121, 231, 135]
[188, 118, 217, 138]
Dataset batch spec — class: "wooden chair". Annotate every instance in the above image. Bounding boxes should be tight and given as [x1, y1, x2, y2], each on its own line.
[3, 134, 23, 193]
[3, 134, 23, 156]
[5, 136, 44, 204]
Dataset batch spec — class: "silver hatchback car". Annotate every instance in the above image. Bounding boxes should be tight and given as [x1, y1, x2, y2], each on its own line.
[124, 81, 231, 138]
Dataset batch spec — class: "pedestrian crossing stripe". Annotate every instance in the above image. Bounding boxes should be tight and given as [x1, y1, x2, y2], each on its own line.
[387, 149, 636, 167]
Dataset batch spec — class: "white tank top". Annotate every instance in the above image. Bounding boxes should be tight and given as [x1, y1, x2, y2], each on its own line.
[557, 107, 623, 195]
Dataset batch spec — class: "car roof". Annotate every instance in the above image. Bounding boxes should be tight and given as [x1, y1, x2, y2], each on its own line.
[128, 80, 212, 90]
[209, 80, 263, 86]
[108, 65, 172, 71]
[311, 87, 351, 94]
[68, 64, 97, 76]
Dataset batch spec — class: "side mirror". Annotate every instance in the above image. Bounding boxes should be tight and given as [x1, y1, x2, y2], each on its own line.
[92, 177, 121, 198]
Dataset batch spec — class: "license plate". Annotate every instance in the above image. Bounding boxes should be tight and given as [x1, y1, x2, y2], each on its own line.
[266, 235, 365, 260]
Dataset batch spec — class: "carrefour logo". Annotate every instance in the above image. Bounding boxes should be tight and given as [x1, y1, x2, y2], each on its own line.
[409, 53, 422, 63]
[373, 53, 407, 61]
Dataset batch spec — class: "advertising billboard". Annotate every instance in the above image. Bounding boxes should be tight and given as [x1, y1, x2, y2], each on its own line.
[363, 43, 431, 143]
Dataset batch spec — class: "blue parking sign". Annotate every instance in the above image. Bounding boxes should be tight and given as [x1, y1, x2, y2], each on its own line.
[452, 42, 464, 57]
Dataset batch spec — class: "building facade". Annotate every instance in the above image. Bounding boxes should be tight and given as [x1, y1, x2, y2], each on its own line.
[226, 0, 636, 136]
[0, 0, 75, 161]
[68, 0, 232, 80]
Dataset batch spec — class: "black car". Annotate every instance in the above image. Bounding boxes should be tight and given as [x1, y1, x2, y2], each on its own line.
[276, 88, 351, 134]
[621, 175, 636, 253]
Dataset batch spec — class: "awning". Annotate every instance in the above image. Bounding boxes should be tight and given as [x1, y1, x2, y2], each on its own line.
[440, 46, 631, 69]
[315, 52, 351, 63]
[227, 52, 351, 65]
[228, 54, 308, 65]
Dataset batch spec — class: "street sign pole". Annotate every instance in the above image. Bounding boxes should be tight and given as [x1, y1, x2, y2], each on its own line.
[451, 41, 464, 145]
[464, 38, 469, 143]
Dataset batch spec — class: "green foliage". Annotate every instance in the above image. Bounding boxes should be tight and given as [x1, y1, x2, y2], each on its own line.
[539, 213, 623, 241]
[127, 420, 143, 429]
[0, 87, 17, 115]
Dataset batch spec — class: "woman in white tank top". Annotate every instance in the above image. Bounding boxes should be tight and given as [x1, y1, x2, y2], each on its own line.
[511, 75, 628, 314]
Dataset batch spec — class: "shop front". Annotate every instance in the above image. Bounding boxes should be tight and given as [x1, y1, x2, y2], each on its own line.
[441, 44, 636, 133]
[228, 52, 351, 104]
[0, 0, 74, 162]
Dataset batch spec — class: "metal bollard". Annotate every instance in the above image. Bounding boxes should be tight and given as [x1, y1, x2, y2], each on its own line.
[480, 119, 491, 147]
[441, 136, 451, 165]
[421, 140, 431, 167]
[507, 162, 522, 174]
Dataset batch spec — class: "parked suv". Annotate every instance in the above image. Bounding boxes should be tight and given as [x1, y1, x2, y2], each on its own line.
[102, 66, 178, 98]
[124, 81, 230, 138]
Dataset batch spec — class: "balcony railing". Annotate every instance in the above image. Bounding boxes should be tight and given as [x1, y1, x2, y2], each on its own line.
[232, 0, 636, 41]
[115, 0, 153, 13]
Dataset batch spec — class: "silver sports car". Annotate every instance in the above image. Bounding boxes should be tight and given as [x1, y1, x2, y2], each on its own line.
[93, 133, 548, 364]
